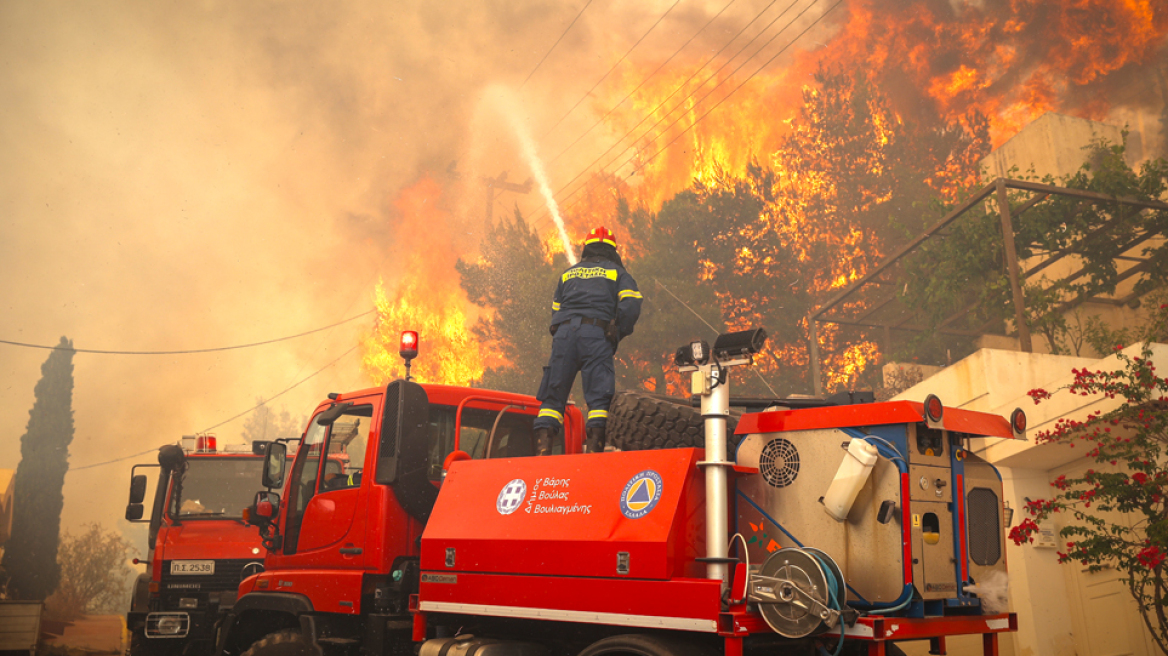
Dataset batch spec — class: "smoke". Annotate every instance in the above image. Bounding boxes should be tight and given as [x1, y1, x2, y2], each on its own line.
[965, 570, 1011, 615]
[0, 0, 737, 534]
[0, 0, 1164, 548]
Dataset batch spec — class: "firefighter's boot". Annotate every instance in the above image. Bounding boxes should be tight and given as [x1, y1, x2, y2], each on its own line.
[534, 427, 552, 456]
[585, 425, 607, 453]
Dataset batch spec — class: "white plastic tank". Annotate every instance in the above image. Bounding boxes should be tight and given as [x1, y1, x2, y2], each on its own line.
[823, 438, 879, 521]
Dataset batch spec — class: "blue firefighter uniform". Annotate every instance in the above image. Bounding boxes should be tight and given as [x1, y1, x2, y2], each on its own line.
[533, 228, 642, 453]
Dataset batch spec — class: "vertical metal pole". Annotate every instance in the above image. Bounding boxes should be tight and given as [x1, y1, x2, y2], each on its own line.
[810, 317, 822, 395]
[701, 364, 730, 588]
[996, 179, 1032, 352]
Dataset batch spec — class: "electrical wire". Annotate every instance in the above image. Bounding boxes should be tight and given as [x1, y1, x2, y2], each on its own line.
[552, 0, 823, 215]
[200, 345, 358, 433]
[527, 0, 797, 232]
[547, 0, 741, 167]
[0, 310, 373, 355]
[69, 345, 358, 472]
[626, 0, 844, 177]
[520, 0, 596, 89]
[539, 0, 685, 140]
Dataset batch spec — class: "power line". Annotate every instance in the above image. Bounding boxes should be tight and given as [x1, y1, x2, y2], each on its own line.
[539, 0, 685, 140]
[0, 310, 373, 355]
[547, 0, 741, 167]
[527, 0, 792, 231]
[521, 0, 596, 89]
[627, 0, 844, 176]
[533, 0, 834, 233]
[200, 345, 359, 433]
[69, 344, 359, 471]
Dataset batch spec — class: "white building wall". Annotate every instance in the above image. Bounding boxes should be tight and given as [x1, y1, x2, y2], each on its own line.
[893, 343, 1168, 656]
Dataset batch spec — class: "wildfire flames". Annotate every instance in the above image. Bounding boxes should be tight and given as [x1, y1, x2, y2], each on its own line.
[363, 0, 1168, 391]
[359, 179, 488, 387]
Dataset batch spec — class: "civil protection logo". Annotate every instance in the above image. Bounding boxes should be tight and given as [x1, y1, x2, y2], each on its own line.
[620, 470, 663, 519]
[496, 478, 527, 515]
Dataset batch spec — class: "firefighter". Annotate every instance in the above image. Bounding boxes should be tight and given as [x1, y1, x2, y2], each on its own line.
[533, 226, 642, 455]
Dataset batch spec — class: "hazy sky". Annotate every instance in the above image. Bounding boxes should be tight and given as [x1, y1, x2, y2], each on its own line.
[0, 0, 802, 535]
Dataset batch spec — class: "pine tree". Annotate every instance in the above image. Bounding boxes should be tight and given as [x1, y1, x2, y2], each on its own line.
[2, 337, 75, 600]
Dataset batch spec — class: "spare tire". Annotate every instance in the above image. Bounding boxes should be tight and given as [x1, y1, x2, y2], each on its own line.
[608, 391, 743, 457]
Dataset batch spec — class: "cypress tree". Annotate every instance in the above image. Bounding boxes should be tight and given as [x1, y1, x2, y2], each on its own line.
[2, 337, 75, 600]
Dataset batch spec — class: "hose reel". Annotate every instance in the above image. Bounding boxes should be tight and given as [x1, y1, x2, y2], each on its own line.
[749, 547, 845, 638]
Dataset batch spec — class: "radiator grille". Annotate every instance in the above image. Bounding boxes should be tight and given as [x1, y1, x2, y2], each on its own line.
[967, 487, 1002, 566]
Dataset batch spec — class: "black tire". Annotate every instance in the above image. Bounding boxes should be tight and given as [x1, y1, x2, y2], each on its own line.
[608, 391, 743, 457]
[578, 633, 716, 656]
[240, 630, 314, 656]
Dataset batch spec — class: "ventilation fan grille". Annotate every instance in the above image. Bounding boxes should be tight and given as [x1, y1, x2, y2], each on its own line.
[760, 438, 800, 488]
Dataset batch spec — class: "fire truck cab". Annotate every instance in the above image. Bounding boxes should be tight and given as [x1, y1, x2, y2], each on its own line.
[125, 437, 285, 656]
[217, 383, 585, 655]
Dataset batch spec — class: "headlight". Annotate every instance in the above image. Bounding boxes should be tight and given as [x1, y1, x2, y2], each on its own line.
[156, 616, 184, 635]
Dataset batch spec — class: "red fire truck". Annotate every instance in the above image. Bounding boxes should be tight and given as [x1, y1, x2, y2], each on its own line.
[125, 437, 294, 656]
[218, 329, 1023, 656]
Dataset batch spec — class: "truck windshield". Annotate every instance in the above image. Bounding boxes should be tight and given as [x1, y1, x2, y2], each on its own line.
[169, 458, 265, 519]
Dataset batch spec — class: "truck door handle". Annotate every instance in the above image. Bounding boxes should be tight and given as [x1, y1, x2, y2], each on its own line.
[339, 547, 363, 555]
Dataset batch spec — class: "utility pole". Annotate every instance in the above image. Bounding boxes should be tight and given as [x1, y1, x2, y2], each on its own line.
[446, 162, 533, 222]
[480, 171, 533, 222]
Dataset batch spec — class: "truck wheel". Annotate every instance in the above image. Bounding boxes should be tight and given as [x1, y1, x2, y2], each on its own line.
[578, 634, 715, 656]
[607, 392, 741, 457]
[240, 630, 314, 656]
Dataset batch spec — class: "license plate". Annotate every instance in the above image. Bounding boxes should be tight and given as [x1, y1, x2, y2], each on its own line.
[170, 560, 215, 575]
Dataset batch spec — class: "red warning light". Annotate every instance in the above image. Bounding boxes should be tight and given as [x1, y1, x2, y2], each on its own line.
[400, 331, 419, 361]
[1011, 408, 1027, 434]
[195, 435, 217, 452]
[924, 394, 944, 423]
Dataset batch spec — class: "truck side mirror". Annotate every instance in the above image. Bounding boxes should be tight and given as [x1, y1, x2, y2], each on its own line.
[129, 474, 148, 504]
[262, 442, 288, 489]
[125, 503, 144, 521]
[245, 491, 281, 527]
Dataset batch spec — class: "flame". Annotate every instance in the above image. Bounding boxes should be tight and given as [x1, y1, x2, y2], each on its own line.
[799, 0, 1168, 146]
[361, 278, 485, 386]
[565, 0, 1168, 391]
[359, 178, 488, 386]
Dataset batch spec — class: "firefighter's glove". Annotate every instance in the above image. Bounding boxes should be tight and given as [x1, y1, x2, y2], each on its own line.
[604, 320, 621, 349]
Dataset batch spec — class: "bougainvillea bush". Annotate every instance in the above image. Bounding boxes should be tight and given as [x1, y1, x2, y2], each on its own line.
[1010, 301, 1168, 653]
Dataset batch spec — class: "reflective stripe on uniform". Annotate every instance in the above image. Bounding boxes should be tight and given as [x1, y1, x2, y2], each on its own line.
[538, 409, 564, 422]
[587, 409, 608, 420]
[618, 290, 643, 300]
[552, 301, 561, 311]
[562, 267, 619, 283]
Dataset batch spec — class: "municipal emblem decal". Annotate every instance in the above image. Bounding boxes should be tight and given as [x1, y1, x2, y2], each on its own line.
[496, 478, 527, 515]
[620, 470, 663, 519]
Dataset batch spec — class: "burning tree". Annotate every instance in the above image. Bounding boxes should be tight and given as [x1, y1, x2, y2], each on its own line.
[1010, 299, 1168, 653]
